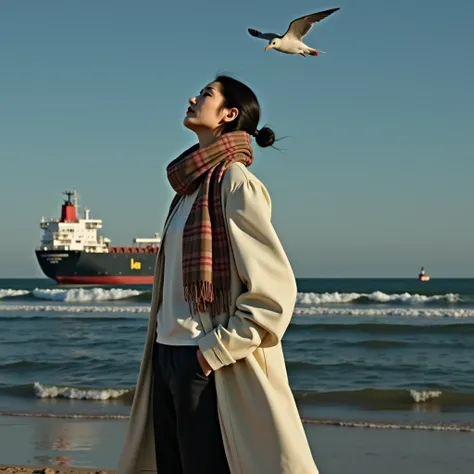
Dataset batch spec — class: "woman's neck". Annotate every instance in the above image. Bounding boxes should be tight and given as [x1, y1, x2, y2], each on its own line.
[197, 130, 220, 149]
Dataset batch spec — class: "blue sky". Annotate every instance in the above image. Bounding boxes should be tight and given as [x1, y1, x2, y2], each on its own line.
[1, 0, 473, 278]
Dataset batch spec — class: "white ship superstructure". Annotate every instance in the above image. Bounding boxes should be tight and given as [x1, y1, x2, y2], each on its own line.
[38, 190, 110, 252]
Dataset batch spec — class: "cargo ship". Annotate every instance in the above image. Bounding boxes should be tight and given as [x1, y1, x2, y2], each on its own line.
[35, 190, 160, 285]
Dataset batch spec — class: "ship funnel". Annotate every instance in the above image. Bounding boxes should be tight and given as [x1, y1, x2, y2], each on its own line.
[60, 190, 78, 222]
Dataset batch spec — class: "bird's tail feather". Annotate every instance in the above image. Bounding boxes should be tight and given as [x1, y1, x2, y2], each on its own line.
[308, 48, 326, 56]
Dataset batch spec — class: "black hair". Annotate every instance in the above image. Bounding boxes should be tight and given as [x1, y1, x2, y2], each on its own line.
[215, 75, 275, 148]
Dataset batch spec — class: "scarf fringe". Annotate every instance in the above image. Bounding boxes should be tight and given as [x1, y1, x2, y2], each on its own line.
[184, 282, 230, 317]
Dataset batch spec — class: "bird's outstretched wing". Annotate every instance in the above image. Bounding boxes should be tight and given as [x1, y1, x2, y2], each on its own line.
[283, 7, 340, 41]
[248, 28, 280, 41]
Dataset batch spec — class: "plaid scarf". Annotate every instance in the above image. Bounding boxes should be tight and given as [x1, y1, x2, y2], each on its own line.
[165, 131, 254, 316]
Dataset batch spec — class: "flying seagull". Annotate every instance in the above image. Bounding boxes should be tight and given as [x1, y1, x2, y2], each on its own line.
[248, 7, 340, 57]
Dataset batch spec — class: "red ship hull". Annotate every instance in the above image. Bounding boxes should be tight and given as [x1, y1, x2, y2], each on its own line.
[56, 275, 154, 285]
[36, 249, 158, 286]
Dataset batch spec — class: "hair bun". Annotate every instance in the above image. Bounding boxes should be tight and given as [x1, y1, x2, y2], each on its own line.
[255, 126, 275, 148]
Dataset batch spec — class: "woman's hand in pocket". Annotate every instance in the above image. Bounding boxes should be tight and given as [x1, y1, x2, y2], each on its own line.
[196, 349, 212, 377]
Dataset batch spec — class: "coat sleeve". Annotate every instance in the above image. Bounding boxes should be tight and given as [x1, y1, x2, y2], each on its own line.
[198, 178, 297, 371]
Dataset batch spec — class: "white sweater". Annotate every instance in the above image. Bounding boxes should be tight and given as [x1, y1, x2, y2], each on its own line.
[155, 188, 206, 346]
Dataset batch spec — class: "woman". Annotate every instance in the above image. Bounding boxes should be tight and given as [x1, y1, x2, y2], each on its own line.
[117, 75, 318, 474]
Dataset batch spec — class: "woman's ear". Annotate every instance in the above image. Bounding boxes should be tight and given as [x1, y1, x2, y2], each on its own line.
[222, 107, 239, 124]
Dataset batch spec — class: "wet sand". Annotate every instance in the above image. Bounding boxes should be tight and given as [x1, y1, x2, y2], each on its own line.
[0, 469, 112, 474]
[0, 416, 473, 473]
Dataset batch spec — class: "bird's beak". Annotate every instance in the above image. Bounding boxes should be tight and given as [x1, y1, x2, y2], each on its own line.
[265, 45, 272, 51]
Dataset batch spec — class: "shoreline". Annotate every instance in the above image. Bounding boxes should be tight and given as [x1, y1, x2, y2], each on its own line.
[1, 417, 473, 473]
[1, 411, 473, 433]
[0, 468, 113, 474]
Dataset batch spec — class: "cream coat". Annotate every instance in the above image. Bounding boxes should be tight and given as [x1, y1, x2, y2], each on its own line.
[117, 163, 319, 474]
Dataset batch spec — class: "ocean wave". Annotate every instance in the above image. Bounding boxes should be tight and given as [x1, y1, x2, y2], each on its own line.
[1, 288, 468, 306]
[294, 388, 472, 407]
[286, 360, 413, 373]
[1, 303, 474, 319]
[296, 291, 461, 305]
[0, 382, 133, 402]
[294, 307, 474, 318]
[0, 289, 30, 299]
[288, 321, 474, 334]
[334, 339, 409, 348]
[0, 360, 63, 371]
[0, 287, 147, 302]
[33, 382, 131, 401]
[0, 411, 471, 432]
[0, 304, 150, 314]
[302, 419, 474, 432]
[3, 383, 473, 409]
[32, 288, 144, 302]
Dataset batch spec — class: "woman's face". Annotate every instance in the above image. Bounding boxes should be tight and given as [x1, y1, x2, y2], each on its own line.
[184, 81, 238, 134]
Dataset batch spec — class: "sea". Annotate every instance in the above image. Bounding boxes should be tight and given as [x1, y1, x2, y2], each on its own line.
[1, 277, 474, 433]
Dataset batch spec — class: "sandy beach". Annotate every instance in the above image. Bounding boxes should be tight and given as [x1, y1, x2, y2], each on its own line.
[1, 416, 473, 473]
[0, 469, 112, 474]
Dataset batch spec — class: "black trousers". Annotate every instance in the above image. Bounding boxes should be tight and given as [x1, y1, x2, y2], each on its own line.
[152, 342, 230, 474]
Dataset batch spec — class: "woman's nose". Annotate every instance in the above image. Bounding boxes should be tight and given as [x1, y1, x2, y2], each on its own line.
[189, 96, 197, 105]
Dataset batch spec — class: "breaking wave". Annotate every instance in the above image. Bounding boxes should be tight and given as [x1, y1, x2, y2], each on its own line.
[296, 291, 461, 305]
[1, 304, 474, 319]
[1, 382, 134, 403]
[0, 287, 146, 302]
[3, 383, 474, 412]
[293, 307, 474, 318]
[0, 289, 30, 299]
[0, 288, 469, 306]
[302, 419, 474, 432]
[32, 288, 143, 302]
[0, 410, 471, 432]
[0, 304, 150, 314]
[33, 382, 131, 401]
[293, 388, 454, 406]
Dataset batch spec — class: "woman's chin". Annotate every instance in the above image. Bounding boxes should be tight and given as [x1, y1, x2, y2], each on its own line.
[183, 117, 196, 130]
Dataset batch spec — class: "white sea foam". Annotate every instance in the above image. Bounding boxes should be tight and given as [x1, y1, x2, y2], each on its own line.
[297, 292, 361, 304]
[0, 303, 473, 319]
[302, 418, 474, 432]
[0, 288, 463, 305]
[297, 291, 461, 305]
[294, 306, 474, 318]
[0, 289, 30, 299]
[32, 288, 143, 302]
[0, 304, 149, 314]
[0, 410, 472, 432]
[410, 390, 442, 403]
[33, 382, 130, 400]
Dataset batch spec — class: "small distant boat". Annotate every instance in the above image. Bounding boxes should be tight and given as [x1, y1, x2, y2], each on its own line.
[418, 266, 430, 281]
